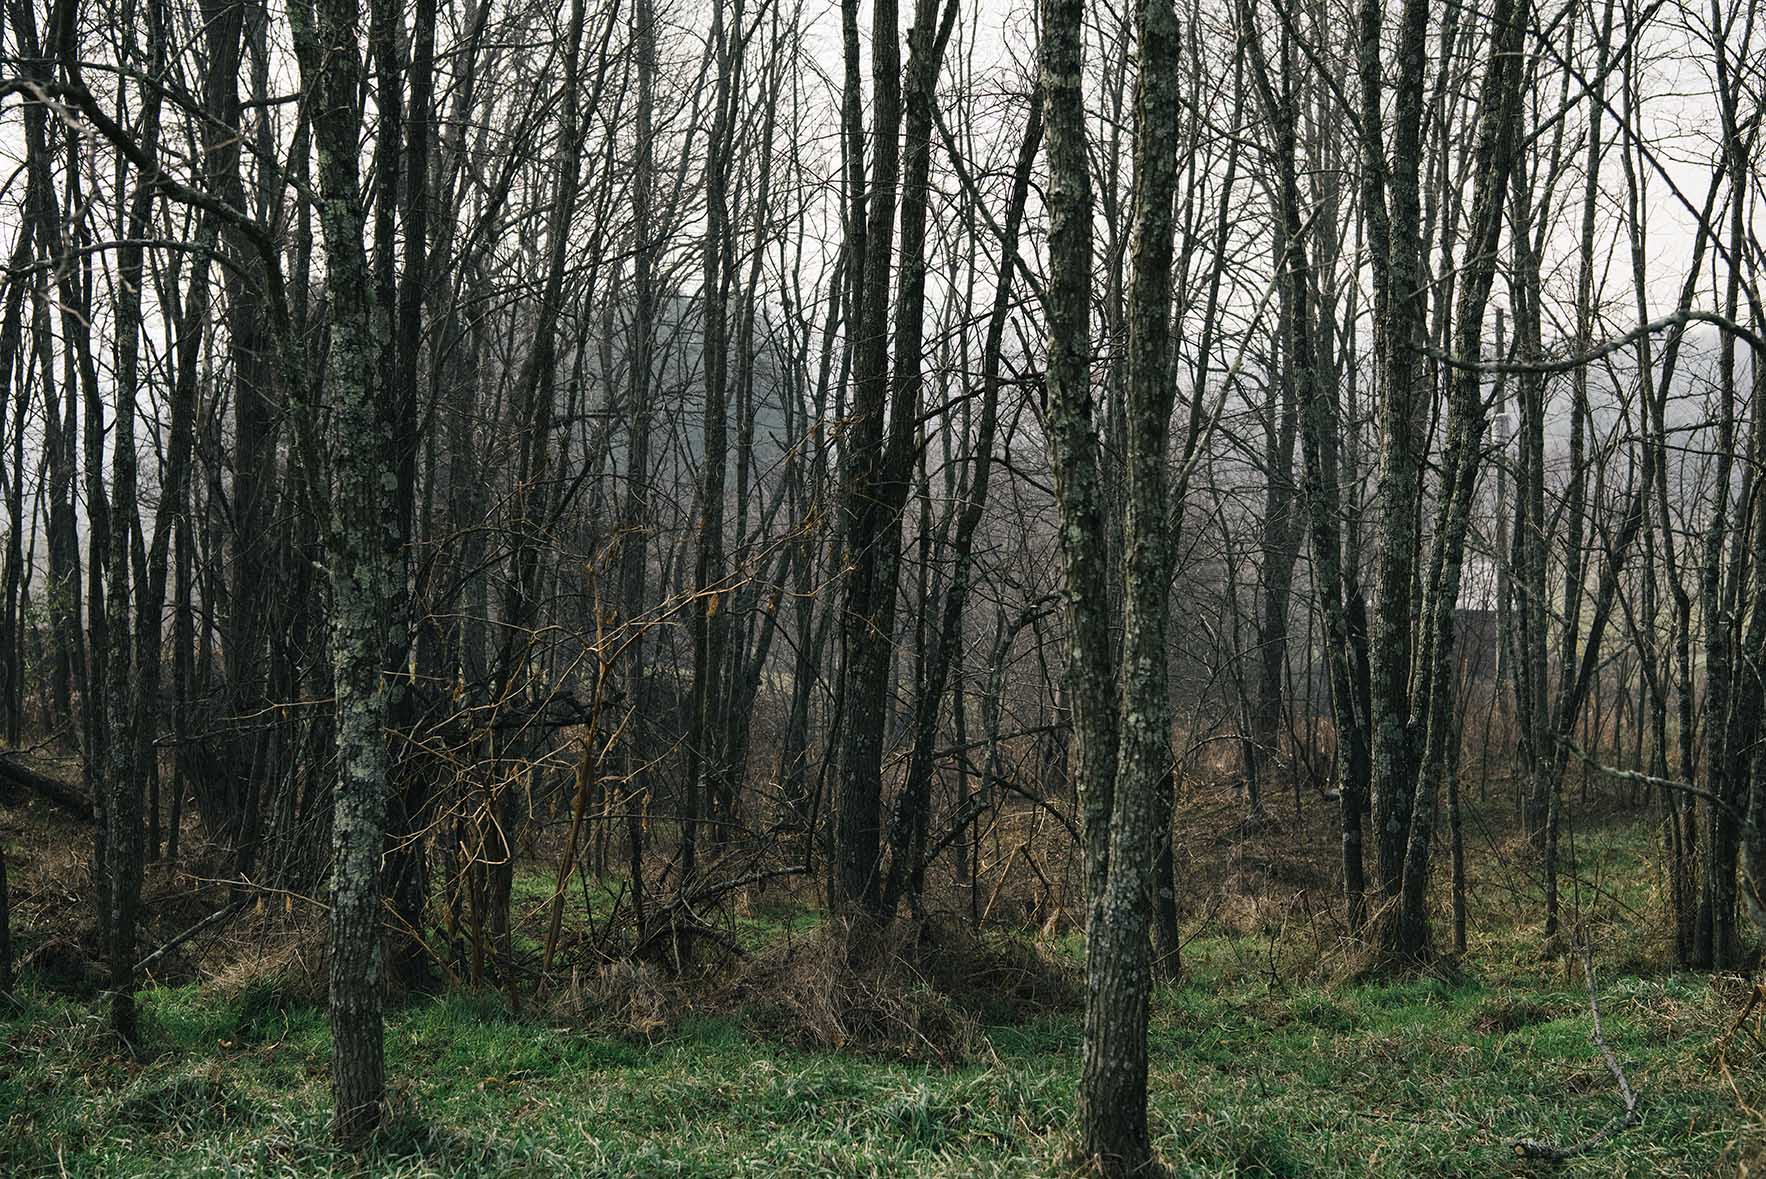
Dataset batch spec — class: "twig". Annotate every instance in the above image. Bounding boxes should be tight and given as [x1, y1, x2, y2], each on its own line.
[1510, 945, 1642, 1161]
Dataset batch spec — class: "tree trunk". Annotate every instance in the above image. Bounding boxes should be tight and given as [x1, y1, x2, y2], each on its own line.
[291, 0, 392, 1142]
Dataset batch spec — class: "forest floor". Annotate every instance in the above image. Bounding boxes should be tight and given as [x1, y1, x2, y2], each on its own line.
[3, 769, 1765, 1177]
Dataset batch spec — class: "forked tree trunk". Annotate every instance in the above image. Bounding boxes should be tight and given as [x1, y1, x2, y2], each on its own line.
[1042, 0, 1182, 1165]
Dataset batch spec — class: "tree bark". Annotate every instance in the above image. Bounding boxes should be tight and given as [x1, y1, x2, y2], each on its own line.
[291, 0, 392, 1142]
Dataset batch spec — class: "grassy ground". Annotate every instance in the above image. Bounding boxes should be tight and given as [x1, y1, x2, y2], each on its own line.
[2, 950, 1759, 1177]
[3, 806, 1764, 1176]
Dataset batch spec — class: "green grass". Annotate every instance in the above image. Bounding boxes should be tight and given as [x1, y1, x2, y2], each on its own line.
[4, 815, 1763, 1176]
[4, 959, 1760, 1175]
[503, 871, 822, 957]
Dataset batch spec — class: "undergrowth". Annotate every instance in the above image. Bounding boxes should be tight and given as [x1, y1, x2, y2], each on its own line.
[3, 810, 1764, 1176]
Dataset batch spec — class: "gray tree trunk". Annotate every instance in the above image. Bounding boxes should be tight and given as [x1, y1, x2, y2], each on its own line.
[291, 0, 392, 1142]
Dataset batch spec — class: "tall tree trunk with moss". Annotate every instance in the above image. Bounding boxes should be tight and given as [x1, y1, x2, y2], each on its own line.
[379, 0, 438, 991]
[687, 0, 734, 887]
[1245, 0, 1366, 930]
[0, 167, 31, 748]
[1359, 0, 1430, 908]
[618, 0, 660, 940]
[1044, 0, 1182, 1165]
[1738, 322, 1766, 946]
[832, 0, 907, 917]
[100, 0, 169, 1043]
[291, 0, 392, 1143]
[1698, 0, 1760, 968]
[882, 92, 1041, 916]
[1040, 0, 1116, 971]
[1395, 0, 1527, 960]
[199, 0, 279, 867]
[832, 0, 959, 918]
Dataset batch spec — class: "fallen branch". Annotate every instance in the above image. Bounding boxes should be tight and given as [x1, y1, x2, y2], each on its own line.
[1510, 945, 1642, 1161]
[1563, 741, 1742, 820]
[134, 899, 249, 975]
[0, 754, 94, 821]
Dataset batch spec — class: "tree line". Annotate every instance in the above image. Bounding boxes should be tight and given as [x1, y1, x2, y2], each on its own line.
[0, 0, 1762, 1172]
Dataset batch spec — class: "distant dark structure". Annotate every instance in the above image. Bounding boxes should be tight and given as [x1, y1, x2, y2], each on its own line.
[1456, 608, 1501, 682]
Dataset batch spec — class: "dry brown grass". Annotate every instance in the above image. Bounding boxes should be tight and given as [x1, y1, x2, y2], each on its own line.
[543, 958, 676, 1037]
[208, 919, 331, 1004]
[727, 912, 1077, 1065]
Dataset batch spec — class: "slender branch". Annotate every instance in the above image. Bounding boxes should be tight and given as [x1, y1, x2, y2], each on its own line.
[1420, 309, 1765, 375]
[1511, 946, 1642, 1161]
